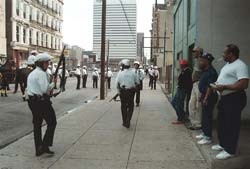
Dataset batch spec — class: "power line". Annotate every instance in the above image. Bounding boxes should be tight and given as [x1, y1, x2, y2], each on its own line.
[118, 0, 137, 43]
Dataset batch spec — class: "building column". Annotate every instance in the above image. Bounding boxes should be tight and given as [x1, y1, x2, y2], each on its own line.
[20, 25, 23, 44]
[26, 28, 29, 45]
[12, 21, 17, 42]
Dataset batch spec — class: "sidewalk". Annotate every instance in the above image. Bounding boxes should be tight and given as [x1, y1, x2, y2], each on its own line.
[0, 83, 209, 169]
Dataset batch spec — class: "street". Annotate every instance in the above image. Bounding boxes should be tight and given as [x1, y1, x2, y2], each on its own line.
[0, 75, 116, 149]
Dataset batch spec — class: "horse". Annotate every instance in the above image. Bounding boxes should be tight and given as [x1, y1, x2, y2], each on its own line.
[14, 66, 34, 101]
[0, 59, 16, 97]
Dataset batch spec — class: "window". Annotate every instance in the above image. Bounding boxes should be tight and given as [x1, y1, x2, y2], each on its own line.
[30, 7, 32, 20]
[16, 0, 20, 16]
[37, 10, 39, 22]
[46, 34, 48, 47]
[23, 3, 26, 19]
[29, 29, 33, 44]
[36, 32, 39, 45]
[16, 26, 20, 42]
[23, 28, 26, 43]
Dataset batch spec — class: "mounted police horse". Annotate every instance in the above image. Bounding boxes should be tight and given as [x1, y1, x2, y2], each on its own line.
[0, 59, 16, 97]
[14, 66, 34, 101]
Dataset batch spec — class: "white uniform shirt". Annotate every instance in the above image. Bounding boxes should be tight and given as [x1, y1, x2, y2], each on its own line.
[154, 69, 159, 77]
[59, 69, 69, 77]
[27, 67, 54, 96]
[92, 70, 99, 78]
[216, 59, 249, 95]
[116, 68, 139, 92]
[107, 70, 113, 78]
[82, 69, 88, 76]
[75, 68, 81, 76]
[47, 68, 52, 76]
[148, 68, 154, 76]
[134, 68, 145, 81]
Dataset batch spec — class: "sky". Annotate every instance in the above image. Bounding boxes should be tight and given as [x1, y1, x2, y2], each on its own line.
[63, 0, 165, 57]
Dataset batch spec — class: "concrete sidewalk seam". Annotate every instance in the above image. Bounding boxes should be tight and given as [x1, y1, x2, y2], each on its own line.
[125, 102, 141, 169]
[48, 103, 112, 169]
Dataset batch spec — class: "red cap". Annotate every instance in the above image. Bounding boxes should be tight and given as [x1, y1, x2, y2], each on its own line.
[180, 59, 188, 65]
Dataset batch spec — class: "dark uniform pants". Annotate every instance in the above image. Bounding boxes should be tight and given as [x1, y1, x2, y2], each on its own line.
[76, 75, 81, 89]
[93, 77, 98, 88]
[120, 89, 136, 126]
[201, 93, 218, 138]
[151, 76, 157, 90]
[107, 77, 111, 89]
[149, 75, 153, 87]
[135, 81, 143, 105]
[82, 75, 87, 88]
[217, 91, 247, 154]
[28, 97, 57, 153]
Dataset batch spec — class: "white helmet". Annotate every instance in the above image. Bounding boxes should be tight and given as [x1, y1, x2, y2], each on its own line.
[27, 55, 36, 65]
[154, 66, 158, 69]
[94, 67, 98, 71]
[120, 59, 130, 66]
[83, 66, 87, 69]
[35, 53, 53, 62]
[30, 50, 38, 55]
[139, 65, 143, 69]
[134, 61, 140, 65]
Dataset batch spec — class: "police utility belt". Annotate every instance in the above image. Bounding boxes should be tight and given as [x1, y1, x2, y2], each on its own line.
[28, 94, 50, 102]
[119, 86, 136, 92]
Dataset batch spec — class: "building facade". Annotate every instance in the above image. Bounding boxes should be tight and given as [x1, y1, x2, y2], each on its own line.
[151, 1, 174, 92]
[173, 0, 250, 119]
[0, 0, 7, 63]
[93, 0, 137, 65]
[136, 32, 144, 63]
[6, 0, 63, 67]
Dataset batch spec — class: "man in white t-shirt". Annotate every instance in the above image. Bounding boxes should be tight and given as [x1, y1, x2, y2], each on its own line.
[211, 44, 249, 160]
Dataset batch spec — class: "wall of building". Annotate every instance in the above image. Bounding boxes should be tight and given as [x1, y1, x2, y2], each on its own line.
[6, 0, 63, 67]
[136, 32, 144, 62]
[0, 0, 7, 60]
[197, 0, 250, 119]
[174, 0, 250, 119]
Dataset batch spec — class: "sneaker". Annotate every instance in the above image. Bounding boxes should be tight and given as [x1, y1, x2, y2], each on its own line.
[197, 138, 212, 145]
[216, 150, 235, 160]
[212, 144, 224, 151]
[196, 133, 204, 139]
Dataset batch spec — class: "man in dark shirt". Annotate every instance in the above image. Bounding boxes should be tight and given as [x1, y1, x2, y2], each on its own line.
[171, 59, 193, 124]
[196, 53, 218, 145]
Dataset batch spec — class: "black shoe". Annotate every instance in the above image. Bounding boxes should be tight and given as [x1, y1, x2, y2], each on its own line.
[43, 147, 55, 155]
[136, 104, 139, 107]
[36, 146, 44, 156]
[188, 126, 202, 131]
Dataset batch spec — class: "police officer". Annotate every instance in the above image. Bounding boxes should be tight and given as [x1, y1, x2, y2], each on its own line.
[116, 59, 139, 128]
[81, 66, 88, 88]
[106, 67, 113, 89]
[75, 65, 81, 90]
[27, 50, 38, 69]
[152, 66, 159, 90]
[92, 68, 99, 88]
[195, 53, 218, 145]
[134, 61, 145, 107]
[27, 53, 57, 156]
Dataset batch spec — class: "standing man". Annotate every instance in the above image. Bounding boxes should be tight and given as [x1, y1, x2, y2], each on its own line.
[171, 59, 193, 124]
[27, 53, 57, 156]
[152, 66, 159, 90]
[116, 59, 139, 128]
[59, 66, 69, 92]
[195, 53, 218, 145]
[188, 47, 203, 130]
[107, 67, 113, 89]
[27, 50, 38, 69]
[81, 66, 88, 88]
[134, 61, 145, 107]
[211, 44, 249, 160]
[75, 65, 81, 90]
[148, 65, 154, 87]
[92, 68, 99, 88]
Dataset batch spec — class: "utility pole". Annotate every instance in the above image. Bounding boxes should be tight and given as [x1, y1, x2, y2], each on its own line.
[163, 20, 166, 67]
[100, 0, 106, 100]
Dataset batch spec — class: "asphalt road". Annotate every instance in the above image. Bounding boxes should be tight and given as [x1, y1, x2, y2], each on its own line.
[0, 75, 116, 149]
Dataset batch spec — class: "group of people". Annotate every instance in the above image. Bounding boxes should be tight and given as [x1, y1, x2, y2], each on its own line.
[171, 44, 249, 160]
[74, 66, 113, 89]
